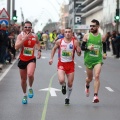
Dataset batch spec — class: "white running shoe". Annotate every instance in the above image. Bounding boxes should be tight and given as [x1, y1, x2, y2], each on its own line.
[92, 96, 99, 103]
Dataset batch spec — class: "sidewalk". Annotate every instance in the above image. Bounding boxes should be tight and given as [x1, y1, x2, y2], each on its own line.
[107, 50, 120, 60]
[107, 51, 113, 58]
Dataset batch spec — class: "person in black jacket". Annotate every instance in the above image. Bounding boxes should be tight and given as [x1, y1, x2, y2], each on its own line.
[114, 33, 120, 58]
[0, 23, 8, 64]
[111, 30, 117, 56]
[106, 32, 111, 51]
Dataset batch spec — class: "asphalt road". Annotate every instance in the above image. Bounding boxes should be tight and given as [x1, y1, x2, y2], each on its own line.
[0, 50, 120, 120]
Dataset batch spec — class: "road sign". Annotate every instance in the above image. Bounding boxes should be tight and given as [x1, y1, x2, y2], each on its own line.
[0, 8, 10, 20]
[0, 19, 9, 26]
[75, 16, 81, 24]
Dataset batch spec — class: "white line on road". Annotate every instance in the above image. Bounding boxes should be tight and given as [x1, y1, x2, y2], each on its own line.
[78, 66, 82, 68]
[84, 71, 86, 73]
[41, 56, 47, 59]
[105, 87, 114, 92]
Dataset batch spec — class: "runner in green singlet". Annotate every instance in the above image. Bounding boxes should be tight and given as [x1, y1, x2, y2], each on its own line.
[81, 19, 107, 103]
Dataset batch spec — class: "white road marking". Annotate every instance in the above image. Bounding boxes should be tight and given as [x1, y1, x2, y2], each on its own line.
[39, 87, 61, 96]
[84, 71, 86, 73]
[41, 56, 47, 59]
[78, 66, 82, 68]
[105, 87, 114, 92]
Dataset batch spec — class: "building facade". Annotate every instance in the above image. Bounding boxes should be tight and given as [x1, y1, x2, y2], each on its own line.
[69, 0, 85, 32]
[59, 3, 69, 29]
[68, 0, 120, 33]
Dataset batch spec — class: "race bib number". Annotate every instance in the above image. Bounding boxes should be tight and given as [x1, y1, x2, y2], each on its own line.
[62, 50, 72, 57]
[89, 48, 99, 57]
[23, 47, 33, 56]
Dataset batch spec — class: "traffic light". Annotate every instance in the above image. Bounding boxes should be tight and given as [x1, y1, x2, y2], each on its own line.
[13, 10, 17, 22]
[115, 9, 120, 21]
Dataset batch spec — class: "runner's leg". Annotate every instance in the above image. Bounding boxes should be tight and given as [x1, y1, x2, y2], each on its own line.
[66, 72, 74, 99]
[27, 62, 36, 87]
[58, 69, 66, 95]
[94, 64, 101, 95]
[85, 68, 93, 96]
[19, 68, 27, 94]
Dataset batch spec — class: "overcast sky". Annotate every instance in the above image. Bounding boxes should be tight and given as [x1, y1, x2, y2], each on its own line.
[0, 0, 69, 32]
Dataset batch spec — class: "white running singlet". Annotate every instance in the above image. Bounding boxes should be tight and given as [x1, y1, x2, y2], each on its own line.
[58, 38, 75, 62]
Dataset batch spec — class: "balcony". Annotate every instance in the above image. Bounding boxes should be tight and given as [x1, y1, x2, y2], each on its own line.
[81, 0, 93, 6]
[81, 6, 103, 17]
[81, 0, 103, 12]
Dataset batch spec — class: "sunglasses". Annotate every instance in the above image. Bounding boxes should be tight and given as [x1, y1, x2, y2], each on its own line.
[24, 26, 32, 29]
[90, 25, 97, 27]
[65, 31, 71, 33]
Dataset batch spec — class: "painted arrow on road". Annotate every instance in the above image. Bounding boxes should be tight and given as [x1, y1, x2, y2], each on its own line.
[39, 87, 61, 96]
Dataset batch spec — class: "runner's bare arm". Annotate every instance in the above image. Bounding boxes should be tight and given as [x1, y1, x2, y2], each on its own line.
[15, 33, 31, 50]
[49, 40, 60, 65]
[50, 40, 60, 60]
[15, 34, 24, 50]
[83, 33, 88, 42]
[102, 33, 108, 58]
[74, 39, 81, 56]
[35, 35, 41, 50]
[102, 33, 108, 42]
[35, 35, 41, 59]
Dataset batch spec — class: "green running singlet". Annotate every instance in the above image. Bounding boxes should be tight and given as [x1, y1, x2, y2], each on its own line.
[84, 33, 103, 69]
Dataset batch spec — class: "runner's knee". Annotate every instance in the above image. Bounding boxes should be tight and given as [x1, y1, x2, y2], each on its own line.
[28, 73, 34, 79]
[68, 82, 73, 88]
[86, 77, 92, 81]
[94, 73, 100, 80]
[59, 79, 65, 85]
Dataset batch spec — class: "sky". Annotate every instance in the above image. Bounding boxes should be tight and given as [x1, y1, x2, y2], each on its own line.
[0, 0, 69, 32]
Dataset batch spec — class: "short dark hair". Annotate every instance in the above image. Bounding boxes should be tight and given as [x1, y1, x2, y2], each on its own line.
[24, 21, 32, 26]
[91, 19, 99, 26]
[65, 27, 72, 31]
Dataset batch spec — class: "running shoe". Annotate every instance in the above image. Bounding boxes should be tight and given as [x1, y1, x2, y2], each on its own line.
[85, 84, 90, 97]
[28, 88, 34, 98]
[22, 96, 27, 104]
[92, 96, 99, 103]
[62, 85, 66, 95]
[65, 98, 70, 105]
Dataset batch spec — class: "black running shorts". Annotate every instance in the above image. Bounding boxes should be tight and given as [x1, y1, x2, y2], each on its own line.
[18, 58, 36, 69]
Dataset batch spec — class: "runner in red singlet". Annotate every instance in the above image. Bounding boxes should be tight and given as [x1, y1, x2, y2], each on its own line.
[15, 21, 41, 104]
[49, 27, 81, 105]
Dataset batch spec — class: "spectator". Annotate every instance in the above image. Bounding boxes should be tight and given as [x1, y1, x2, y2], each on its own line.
[7, 31, 16, 59]
[106, 32, 111, 51]
[0, 22, 8, 64]
[111, 30, 117, 56]
[114, 32, 120, 58]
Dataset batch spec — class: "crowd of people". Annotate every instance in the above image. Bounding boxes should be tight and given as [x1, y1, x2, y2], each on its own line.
[36, 29, 84, 51]
[106, 31, 120, 59]
[36, 27, 120, 60]
[0, 22, 20, 69]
